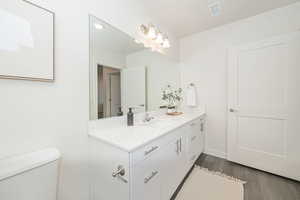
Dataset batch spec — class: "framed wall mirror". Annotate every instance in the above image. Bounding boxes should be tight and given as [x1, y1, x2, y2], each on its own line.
[89, 15, 180, 120]
[0, 0, 54, 81]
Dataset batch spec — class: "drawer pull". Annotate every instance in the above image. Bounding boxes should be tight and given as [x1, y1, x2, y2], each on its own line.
[191, 135, 197, 141]
[144, 146, 159, 156]
[144, 171, 158, 184]
[180, 138, 182, 152]
[176, 140, 180, 154]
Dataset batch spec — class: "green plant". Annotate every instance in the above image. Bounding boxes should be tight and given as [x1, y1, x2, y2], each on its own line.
[162, 85, 183, 108]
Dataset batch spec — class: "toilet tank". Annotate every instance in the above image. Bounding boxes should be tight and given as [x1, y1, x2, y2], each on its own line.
[0, 148, 61, 200]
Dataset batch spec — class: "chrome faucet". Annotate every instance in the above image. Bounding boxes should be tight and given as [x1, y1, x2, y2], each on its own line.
[143, 112, 154, 122]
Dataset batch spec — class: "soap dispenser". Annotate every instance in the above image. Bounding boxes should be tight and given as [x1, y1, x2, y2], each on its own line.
[127, 108, 134, 126]
[117, 107, 123, 116]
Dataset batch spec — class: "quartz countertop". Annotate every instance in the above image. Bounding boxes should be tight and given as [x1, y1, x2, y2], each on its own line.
[88, 110, 205, 152]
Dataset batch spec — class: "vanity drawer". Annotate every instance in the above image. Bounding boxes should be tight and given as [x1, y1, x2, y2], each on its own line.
[131, 140, 162, 165]
[187, 118, 202, 133]
[132, 151, 161, 200]
[131, 127, 183, 165]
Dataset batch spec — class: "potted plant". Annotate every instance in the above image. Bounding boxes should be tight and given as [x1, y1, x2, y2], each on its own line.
[162, 85, 183, 114]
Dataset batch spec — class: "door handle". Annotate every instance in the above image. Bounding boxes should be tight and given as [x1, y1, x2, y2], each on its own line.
[112, 165, 125, 177]
[112, 165, 128, 183]
[229, 108, 237, 112]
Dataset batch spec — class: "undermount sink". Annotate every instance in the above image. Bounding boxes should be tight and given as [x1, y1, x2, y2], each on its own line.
[136, 117, 175, 129]
[136, 118, 161, 126]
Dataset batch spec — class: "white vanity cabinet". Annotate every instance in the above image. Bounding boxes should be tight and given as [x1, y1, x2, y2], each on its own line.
[89, 113, 205, 200]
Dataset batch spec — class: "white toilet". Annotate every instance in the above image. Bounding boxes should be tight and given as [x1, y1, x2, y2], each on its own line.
[0, 148, 61, 200]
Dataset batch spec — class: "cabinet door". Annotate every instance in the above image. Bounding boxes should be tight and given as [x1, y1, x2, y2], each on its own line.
[132, 152, 162, 200]
[161, 135, 185, 200]
[200, 119, 205, 153]
[186, 119, 203, 165]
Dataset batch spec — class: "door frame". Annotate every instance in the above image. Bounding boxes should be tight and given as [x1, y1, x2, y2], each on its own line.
[108, 72, 121, 116]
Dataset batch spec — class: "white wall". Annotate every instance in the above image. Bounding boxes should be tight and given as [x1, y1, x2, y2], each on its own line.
[90, 16, 127, 69]
[180, 2, 300, 158]
[126, 50, 181, 111]
[0, 0, 178, 200]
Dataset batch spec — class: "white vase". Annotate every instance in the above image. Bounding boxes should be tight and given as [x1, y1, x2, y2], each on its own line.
[167, 106, 175, 114]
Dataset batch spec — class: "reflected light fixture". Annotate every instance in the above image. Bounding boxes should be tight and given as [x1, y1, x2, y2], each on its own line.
[156, 32, 164, 44]
[135, 23, 171, 53]
[94, 23, 104, 30]
[147, 24, 157, 39]
[162, 38, 170, 48]
[208, 0, 223, 16]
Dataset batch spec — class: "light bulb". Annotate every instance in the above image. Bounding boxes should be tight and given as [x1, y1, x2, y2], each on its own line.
[134, 39, 141, 44]
[139, 24, 147, 34]
[147, 25, 156, 39]
[162, 38, 170, 48]
[94, 23, 104, 30]
[155, 33, 164, 44]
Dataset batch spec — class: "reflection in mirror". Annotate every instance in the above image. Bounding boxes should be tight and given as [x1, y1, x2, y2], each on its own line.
[89, 15, 180, 120]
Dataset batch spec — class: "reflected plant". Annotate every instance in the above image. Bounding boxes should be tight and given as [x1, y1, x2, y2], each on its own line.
[162, 85, 183, 108]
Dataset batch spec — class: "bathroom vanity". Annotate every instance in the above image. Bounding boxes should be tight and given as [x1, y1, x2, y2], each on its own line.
[88, 110, 206, 200]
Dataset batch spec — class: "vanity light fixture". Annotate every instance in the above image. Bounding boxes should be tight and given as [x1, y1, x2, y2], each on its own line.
[135, 23, 171, 53]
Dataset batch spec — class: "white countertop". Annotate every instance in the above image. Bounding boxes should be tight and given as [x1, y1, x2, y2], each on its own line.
[88, 110, 205, 152]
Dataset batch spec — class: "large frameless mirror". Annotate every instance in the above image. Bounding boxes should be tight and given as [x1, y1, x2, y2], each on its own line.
[89, 15, 180, 120]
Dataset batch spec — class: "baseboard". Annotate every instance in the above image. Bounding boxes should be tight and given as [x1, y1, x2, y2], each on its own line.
[204, 148, 227, 159]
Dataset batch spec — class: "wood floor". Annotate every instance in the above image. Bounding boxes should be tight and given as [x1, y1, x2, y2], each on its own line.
[172, 154, 300, 200]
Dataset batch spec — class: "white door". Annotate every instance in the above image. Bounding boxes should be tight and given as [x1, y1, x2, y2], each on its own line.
[109, 72, 121, 117]
[121, 67, 146, 113]
[227, 31, 300, 181]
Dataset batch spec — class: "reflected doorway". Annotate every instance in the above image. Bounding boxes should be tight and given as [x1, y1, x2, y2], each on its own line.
[97, 65, 121, 119]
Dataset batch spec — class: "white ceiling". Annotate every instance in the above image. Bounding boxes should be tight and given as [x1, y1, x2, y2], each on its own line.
[140, 0, 300, 38]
